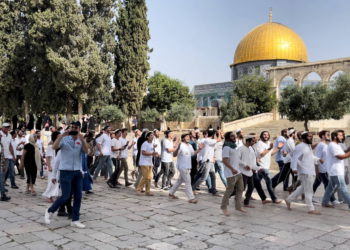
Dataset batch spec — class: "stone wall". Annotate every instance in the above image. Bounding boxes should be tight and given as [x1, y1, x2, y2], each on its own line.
[222, 113, 273, 132]
[309, 114, 350, 130]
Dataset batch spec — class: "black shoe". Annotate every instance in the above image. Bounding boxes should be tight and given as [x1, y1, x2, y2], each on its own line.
[11, 185, 19, 189]
[4, 183, 9, 187]
[67, 213, 72, 220]
[1, 194, 11, 201]
[125, 183, 133, 187]
[107, 181, 117, 188]
[85, 190, 94, 194]
[195, 187, 200, 191]
[57, 211, 68, 217]
[4, 188, 8, 192]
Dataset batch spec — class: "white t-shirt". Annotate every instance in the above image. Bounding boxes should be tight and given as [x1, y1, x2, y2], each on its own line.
[214, 141, 223, 162]
[0, 131, 12, 159]
[139, 141, 154, 166]
[237, 145, 260, 177]
[111, 138, 121, 159]
[315, 142, 328, 173]
[283, 137, 295, 164]
[153, 137, 161, 155]
[96, 133, 112, 156]
[327, 142, 345, 176]
[161, 139, 173, 163]
[254, 140, 272, 170]
[176, 143, 194, 170]
[133, 137, 139, 156]
[222, 146, 240, 178]
[291, 142, 317, 176]
[37, 139, 44, 156]
[201, 138, 216, 162]
[196, 138, 205, 162]
[119, 137, 129, 159]
[15, 137, 26, 156]
[46, 144, 55, 166]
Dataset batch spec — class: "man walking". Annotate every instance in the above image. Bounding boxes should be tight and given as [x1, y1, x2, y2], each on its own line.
[115, 128, 134, 186]
[44, 122, 88, 228]
[285, 132, 321, 215]
[93, 126, 113, 180]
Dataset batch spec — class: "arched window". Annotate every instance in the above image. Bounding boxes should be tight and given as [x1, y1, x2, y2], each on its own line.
[279, 75, 295, 90]
[302, 72, 322, 87]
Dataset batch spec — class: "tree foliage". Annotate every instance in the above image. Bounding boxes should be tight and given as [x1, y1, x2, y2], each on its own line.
[325, 74, 350, 118]
[143, 72, 195, 113]
[98, 105, 125, 122]
[279, 84, 333, 130]
[166, 103, 193, 123]
[220, 75, 276, 122]
[113, 0, 150, 116]
[140, 107, 160, 122]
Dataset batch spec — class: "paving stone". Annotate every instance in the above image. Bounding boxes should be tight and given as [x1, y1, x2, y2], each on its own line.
[147, 242, 178, 250]
[10, 233, 40, 244]
[24, 241, 57, 250]
[32, 230, 63, 241]
[180, 239, 207, 249]
[302, 239, 334, 249]
[0, 236, 12, 245]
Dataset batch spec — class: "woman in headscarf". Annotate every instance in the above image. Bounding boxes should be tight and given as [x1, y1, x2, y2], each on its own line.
[20, 134, 41, 196]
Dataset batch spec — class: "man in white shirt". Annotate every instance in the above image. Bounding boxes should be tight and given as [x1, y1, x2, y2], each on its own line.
[114, 128, 134, 186]
[155, 130, 178, 189]
[93, 126, 113, 180]
[253, 131, 282, 204]
[238, 134, 261, 208]
[235, 129, 244, 149]
[322, 130, 350, 210]
[15, 130, 26, 179]
[169, 133, 202, 203]
[192, 130, 220, 195]
[1, 123, 18, 189]
[213, 131, 227, 187]
[152, 129, 162, 180]
[338, 130, 349, 203]
[272, 128, 295, 189]
[36, 131, 45, 178]
[313, 130, 336, 203]
[107, 129, 122, 188]
[4, 130, 18, 189]
[220, 131, 245, 216]
[285, 132, 321, 215]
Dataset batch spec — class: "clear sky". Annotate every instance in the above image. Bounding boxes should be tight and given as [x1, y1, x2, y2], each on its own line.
[147, 0, 350, 88]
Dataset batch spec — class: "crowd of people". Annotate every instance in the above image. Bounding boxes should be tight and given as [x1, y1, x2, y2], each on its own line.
[1, 121, 350, 228]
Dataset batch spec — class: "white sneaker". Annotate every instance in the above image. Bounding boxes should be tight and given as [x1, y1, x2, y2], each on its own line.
[70, 221, 86, 229]
[332, 200, 342, 205]
[44, 209, 53, 224]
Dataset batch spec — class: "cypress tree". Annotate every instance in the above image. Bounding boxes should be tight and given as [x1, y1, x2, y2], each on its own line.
[113, 0, 150, 117]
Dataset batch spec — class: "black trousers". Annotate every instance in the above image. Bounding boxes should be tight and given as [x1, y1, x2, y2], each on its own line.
[190, 157, 198, 185]
[243, 174, 254, 205]
[108, 158, 121, 186]
[272, 162, 291, 190]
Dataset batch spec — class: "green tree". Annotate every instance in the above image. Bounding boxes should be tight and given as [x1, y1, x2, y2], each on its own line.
[143, 72, 195, 113]
[220, 98, 254, 122]
[279, 84, 333, 131]
[140, 107, 160, 122]
[28, 0, 109, 121]
[166, 103, 193, 124]
[325, 74, 350, 118]
[98, 105, 125, 122]
[234, 75, 277, 114]
[113, 0, 150, 117]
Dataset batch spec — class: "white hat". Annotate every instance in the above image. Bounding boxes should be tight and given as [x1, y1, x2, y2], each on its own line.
[287, 129, 295, 136]
[245, 134, 255, 140]
[2, 122, 10, 127]
[236, 128, 242, 133]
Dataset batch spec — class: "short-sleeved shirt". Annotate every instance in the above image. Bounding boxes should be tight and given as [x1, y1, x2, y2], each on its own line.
[119, 137, 129, 159]
[96, 133, 111, 156]
[214, 141, 224, 162]
[201, 138, 216, 162]
[0, 131, 12, 159]
[274, 136, 286, 162]
[327, 142, 345, 176]
[176, 143, 194, 170]
[139, 141, 154, 166]
[153, 138, 161, 155]
[161, 139, 173, 163]
[24, 143, 36, 168]
[59, 136, 83, 171]
[315, 142, 328, 173]
[111, 138, 121, 159]
[15, 137, 26, 156]
[254, 140, 271, 170]
[133, 137, 138, 156]
[222, 146, 240, 178]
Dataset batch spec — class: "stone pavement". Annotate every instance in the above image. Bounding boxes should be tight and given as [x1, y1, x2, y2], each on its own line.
[0, 173, 350, 250]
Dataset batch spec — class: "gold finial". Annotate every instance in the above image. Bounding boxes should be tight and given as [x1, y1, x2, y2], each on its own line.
[269, 8, 272, 22]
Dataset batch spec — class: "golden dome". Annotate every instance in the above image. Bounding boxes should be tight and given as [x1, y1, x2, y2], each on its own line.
[233, 22, 308, 65]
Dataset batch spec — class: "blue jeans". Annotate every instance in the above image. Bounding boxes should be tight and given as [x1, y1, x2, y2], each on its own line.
[48, 170, 83, 221]
[313, 172, 335, 202]
[5, 159, 16, 187]
[256, 169, 277, 202]
[322, 175, 350, 208]
[214, 160, 227, 187]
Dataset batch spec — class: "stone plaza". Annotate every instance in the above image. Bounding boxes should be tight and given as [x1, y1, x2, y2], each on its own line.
[0, 171, 350, 250]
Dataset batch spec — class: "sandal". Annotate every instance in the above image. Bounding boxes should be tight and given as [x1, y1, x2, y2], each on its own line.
[169, 194, 179, 199]
[31, 191, 37, 196]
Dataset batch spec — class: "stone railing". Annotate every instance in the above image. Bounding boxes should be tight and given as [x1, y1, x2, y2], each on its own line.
[221, 113, 274, 132]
